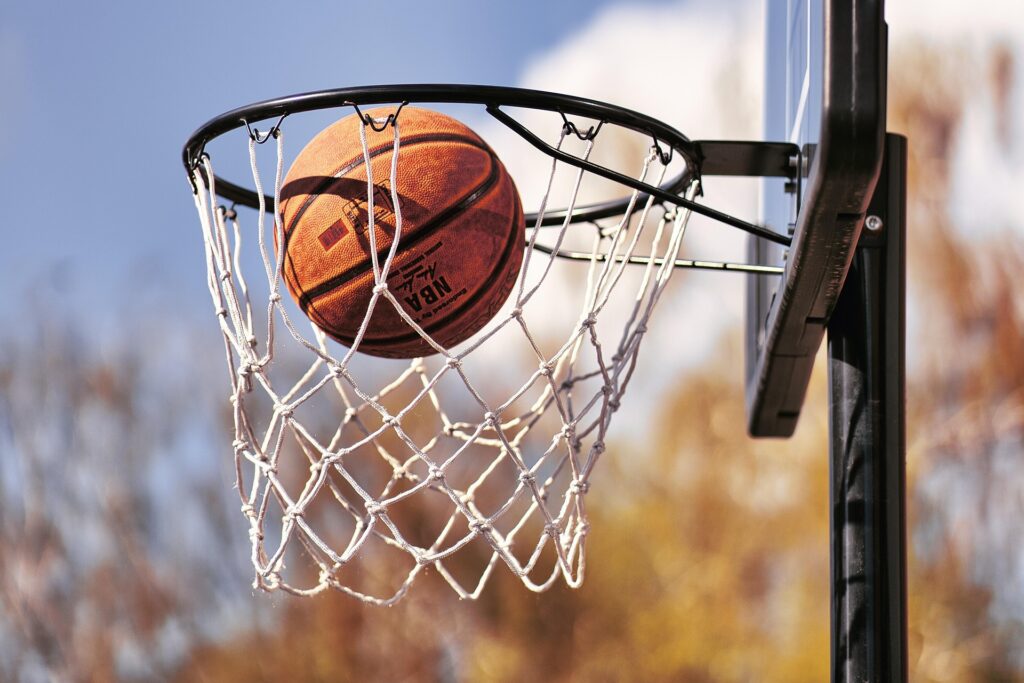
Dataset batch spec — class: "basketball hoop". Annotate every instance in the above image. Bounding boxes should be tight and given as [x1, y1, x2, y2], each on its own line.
[182, 84, 795, 603]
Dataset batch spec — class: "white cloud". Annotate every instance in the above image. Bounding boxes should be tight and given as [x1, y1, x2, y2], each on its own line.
[516, 0, 762, 140]
[887, 0, 1024, 41]
[470, 0, 1024, 429]
[476, 0, 765, 401]
[890, 1, 1024, 239]
[949, 73, 1024, 237]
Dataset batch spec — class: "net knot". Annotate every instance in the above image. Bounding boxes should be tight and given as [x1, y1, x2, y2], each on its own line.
[483, 412, 497, 427]
[219, 269, 232, 282]
[372, 283, 388, 294]
[364, 500, 385, 516]
[343, 406, 357, 420]
[544, 522, 562, 538]
[601, 383, 614, 396]
[276, 404, 294, 419]
[246, 335, 258, 349]
[317, 567, 334, 585]
[215, 307, 228, 318]
[248, 526, 263, 541]
[609, 399, 621, 411]
[580, 314, 598, 331]
[592, 440, 606, 454]
[382, 413, 400, 427]
[469, 518, 492, 533]
[415, 553, 433, 567]
[576, 521, 592, 535]
[427, 465, 445, 482]
[538, 361, 554, 377]
[282, 508, 302, 524]
[569, 479, 590, 495]
[232, 439, 247, 453]
[511, 306, 524, 319]
[238, 362, 262, 378]
[268, 293, 282, 304]
[240, 503, 255, 516]
[445, 357, 462, 370]
[518, 471, 536, 485]
[635, 323, 648, 334]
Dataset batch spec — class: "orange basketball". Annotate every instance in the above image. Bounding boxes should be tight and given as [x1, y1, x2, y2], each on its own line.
[278, 107, 525, 358]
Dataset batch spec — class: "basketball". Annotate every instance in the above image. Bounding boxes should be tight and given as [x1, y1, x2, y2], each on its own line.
[277, 106, 525, 358]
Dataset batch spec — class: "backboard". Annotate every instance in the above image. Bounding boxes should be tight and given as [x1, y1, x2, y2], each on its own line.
[746, 0, 887, 436]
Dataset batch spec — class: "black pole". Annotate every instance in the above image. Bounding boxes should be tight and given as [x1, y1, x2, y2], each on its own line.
[827, 133, 907, 683]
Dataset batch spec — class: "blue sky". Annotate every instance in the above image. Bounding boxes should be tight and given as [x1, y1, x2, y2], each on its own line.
[0, 0, 676, 334]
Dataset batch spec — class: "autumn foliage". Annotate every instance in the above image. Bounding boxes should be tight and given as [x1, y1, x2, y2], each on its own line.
[2, 39, 1024, 683]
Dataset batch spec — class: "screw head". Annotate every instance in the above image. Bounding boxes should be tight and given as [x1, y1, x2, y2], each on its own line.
[865, 215, 884, 232]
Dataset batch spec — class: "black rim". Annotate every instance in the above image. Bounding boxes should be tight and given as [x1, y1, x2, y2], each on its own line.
[183, 84, 790, 245]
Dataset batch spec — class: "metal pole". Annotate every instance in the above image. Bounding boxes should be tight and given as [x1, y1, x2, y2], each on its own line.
[827, 133, 907, 683]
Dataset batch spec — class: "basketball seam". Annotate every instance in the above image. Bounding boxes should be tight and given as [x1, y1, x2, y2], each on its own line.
[324, 173, 523, 352]
[283, 132, 486, 238]
[298, 144, 501, 309]
[304, 152, 505, 344]
[283, 134, 493, 323]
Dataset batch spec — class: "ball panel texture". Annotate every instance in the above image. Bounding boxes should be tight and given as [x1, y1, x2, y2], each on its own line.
[278, 107, 525, 358]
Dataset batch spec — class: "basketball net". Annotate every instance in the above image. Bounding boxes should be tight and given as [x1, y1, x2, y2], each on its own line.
[190, 112, 698, 603]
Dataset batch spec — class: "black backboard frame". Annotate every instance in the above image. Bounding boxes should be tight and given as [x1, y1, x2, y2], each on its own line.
[746, 0, 888, 437]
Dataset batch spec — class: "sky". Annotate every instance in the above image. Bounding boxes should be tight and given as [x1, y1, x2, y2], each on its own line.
[0, 0, 684, 336]
[2, 0, 1022, 388]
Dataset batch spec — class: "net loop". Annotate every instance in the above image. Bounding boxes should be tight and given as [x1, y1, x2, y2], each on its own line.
[651, 138, 672, 165]
[559, 112, 604, 141]
[349, 101, 408, 131]
[244, 114, 287, 143]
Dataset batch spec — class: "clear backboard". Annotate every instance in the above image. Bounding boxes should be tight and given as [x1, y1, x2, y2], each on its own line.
[746, 0, 887, 436]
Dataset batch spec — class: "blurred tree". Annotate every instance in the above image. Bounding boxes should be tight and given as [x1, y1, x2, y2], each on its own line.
[174, 37, 1024, 683]
[890, 39, 1024, 682]
[4, 31, 1024, 683]
[0, 317, 249, 682]
[176, 350, 835, 683]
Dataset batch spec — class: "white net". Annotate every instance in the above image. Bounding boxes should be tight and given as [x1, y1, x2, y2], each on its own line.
[190, 111, 698, 603]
